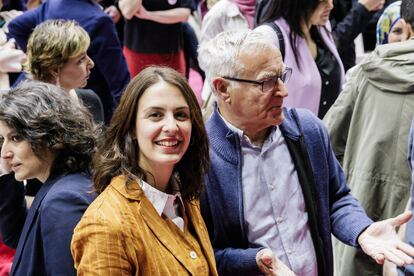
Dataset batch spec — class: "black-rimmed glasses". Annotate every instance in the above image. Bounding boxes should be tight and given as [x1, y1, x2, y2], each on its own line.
[222, 67, 292, 93]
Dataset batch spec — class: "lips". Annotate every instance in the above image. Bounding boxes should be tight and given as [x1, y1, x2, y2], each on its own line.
[155, 139, 181, 147]
[11, 163, 21, 171]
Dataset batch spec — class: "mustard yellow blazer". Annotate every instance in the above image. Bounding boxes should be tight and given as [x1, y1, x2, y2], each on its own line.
[71, 175, 218, 276]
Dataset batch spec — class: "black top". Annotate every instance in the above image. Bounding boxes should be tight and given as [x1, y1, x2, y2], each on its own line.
[76, 89, 105, 124]
[124, 0, 192, 53]
[311, 27, 341, 119]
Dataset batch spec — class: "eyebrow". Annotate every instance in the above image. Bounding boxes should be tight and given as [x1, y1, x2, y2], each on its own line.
[143, 106, 190, 112]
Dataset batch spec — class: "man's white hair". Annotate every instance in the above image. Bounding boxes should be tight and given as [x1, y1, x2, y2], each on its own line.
[198, 29, 278, 88]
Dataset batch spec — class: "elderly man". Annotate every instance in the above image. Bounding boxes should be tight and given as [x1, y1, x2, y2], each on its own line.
[198, 29, 414, 276]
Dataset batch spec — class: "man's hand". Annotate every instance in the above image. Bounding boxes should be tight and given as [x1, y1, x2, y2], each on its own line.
[256, 248, 296, 276]
[104, 5, 121, 24]
[359, 0, 385, 11]
[358, 211, 414, 266]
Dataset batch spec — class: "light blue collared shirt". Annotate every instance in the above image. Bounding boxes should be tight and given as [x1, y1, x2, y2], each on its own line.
[220, 114, 318, 276]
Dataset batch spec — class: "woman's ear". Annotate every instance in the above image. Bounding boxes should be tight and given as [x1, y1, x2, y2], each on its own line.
[212, 77, 231, 103]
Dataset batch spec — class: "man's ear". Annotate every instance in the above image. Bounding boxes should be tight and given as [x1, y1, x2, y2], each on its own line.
[212, 77, 231, 103]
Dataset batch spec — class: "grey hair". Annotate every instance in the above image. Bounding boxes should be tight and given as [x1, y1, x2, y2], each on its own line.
[198, 29, 278, 89]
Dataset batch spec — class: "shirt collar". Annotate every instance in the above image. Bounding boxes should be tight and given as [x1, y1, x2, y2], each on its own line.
[218, 110, 278, 147]
[140, 178, 184, 216]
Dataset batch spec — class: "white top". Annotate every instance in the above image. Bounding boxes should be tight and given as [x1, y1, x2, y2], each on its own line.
[140, 179, 185, 231]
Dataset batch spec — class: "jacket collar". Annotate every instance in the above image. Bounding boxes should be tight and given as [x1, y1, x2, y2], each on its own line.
[111, 175, 217, 274]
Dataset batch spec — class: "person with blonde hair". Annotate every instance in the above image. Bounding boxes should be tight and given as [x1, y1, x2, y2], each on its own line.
[8, 0, 130, 123]
[26, 19, 104, 122]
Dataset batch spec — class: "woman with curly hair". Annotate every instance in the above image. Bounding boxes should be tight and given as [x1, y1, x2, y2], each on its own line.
[0, 81, 101, 275]
[71, 66, 217, 275]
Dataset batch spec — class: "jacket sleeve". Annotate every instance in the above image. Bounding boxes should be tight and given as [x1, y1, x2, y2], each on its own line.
[323, 65, 360, 164]
[71, 213, 132, 275]
[39, 184, 94, 275]
[86, 15, 129, 109]
[0, 174, 27, 249]
[200, 183, 262, 276]
[310, 110, 373, 246]
[7, 8, 39, 51]
[331, 2, 371, 47]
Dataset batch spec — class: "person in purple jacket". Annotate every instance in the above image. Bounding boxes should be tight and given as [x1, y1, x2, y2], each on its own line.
[7, 0, 130, 123]
[197, 28, 414, 276]
[256, 0, 345, 119]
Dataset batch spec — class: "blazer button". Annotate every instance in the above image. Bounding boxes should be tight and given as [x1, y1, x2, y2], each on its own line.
[190, 251, 198, 259]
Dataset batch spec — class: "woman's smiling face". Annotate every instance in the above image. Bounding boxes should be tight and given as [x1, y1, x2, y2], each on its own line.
[135, 80, 192, 174]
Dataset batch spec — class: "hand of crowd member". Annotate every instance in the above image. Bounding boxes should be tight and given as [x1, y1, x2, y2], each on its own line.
[104, 5, 121, 24]
[135, 5, 149, 20]
[359, 0, 385, 11]
[0, 46, 26, 73]
[256, 248, 296, 276]
[358, 211, 414, 266]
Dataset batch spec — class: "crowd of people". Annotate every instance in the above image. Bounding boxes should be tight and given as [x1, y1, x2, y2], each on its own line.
[1, 0, 414, 275]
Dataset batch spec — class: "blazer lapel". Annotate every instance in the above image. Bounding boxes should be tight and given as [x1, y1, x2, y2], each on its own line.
[140, 196, 197, 273]
[185, 201, 218, 276]
[11, 176, 60, 275]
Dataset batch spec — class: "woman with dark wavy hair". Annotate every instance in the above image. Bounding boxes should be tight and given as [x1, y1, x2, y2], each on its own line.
[256, 0, 345, 118]
[72, 66, 217, 275]
[0, 80, 100, 275]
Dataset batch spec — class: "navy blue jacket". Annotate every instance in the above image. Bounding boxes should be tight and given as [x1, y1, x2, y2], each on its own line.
[8, 0, 130, 122]
[201, 106, 373, 276]
[0, 173, 96, 276]
[400, 119, 414, 275]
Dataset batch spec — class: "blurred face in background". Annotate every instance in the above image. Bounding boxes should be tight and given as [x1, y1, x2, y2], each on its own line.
[309, 0, 334, 26]
[56, 51, 94, 91]
[388, 19, 410, 43]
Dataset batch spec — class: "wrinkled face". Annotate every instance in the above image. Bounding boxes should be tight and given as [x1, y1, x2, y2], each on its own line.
[57, 51, 94, 91]
[0, 121, 55, 183]
[135, 81, 192, 173]
[220, 45, 288, 132]
[309, 0, 334, 26]
[388, 19, 410, 43]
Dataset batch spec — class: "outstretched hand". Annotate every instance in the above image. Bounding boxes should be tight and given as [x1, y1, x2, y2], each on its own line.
[256, 248, 296, 276]
[358, 211, 414, 266]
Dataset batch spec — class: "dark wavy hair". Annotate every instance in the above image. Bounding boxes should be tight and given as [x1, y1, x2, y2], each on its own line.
[93, 66, 209, 201]
[0, 81, 101, 178]
[402, 0, 414, 30]
[258, 0, 323, 67]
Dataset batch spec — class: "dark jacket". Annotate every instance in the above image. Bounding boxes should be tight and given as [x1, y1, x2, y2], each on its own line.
[330, 0, 372, 71]
[8, 0, 130, 123]
[201, 106, 373, 276]
[0, 173, 96, 276]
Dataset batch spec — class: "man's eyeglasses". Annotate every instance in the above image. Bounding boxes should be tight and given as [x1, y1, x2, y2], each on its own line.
[222, 67, 292, 93]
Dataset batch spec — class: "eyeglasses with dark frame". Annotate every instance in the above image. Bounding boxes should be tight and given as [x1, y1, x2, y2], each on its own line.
[222, 67, 292, 93]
